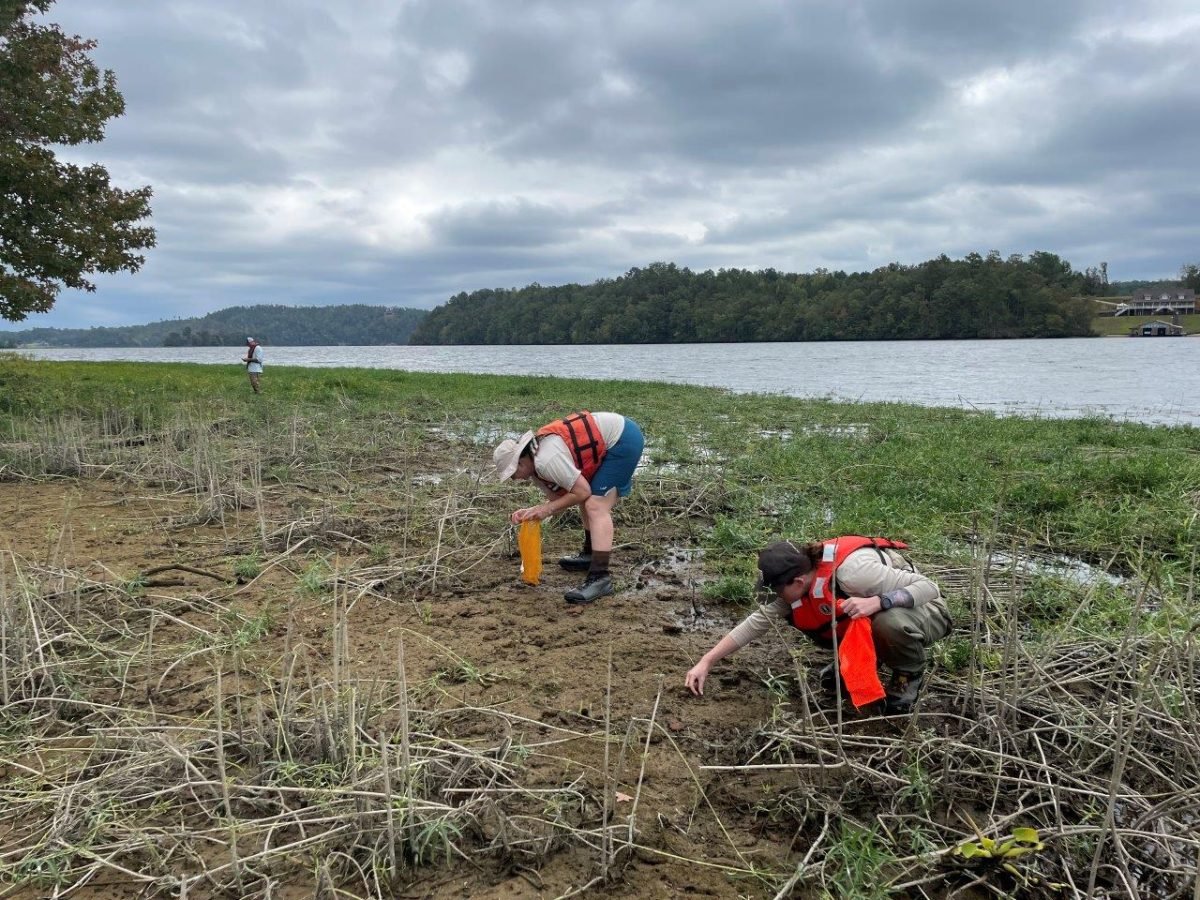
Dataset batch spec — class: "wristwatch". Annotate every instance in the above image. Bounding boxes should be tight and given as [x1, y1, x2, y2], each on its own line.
[879, 593, 894, 611]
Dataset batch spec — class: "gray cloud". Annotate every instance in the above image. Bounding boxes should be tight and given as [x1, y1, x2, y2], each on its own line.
[3, 0, 1197, 331]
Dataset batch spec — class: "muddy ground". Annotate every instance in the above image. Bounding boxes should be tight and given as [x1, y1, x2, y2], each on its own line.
[1, 473, 862, 900]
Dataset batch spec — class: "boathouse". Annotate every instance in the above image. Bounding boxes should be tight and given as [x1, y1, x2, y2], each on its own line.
[1128, 320, 1185, 337]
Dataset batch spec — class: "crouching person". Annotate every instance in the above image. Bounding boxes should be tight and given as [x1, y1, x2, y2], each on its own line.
[685, 536, 952, 714]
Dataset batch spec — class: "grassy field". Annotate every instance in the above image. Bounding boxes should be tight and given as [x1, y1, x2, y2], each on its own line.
[1, 356, 1198, 899]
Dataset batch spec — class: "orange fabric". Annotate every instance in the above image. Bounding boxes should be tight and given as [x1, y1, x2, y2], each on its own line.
[536, 411, 608, 482]
[517, 520, 542, 585]
[837, 618, 886, 708]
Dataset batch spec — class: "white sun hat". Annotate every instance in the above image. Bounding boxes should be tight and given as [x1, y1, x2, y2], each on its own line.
[493, 430, 536, 480]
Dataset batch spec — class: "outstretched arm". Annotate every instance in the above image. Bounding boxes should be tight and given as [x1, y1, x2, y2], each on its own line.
[685, 634, 741, 696]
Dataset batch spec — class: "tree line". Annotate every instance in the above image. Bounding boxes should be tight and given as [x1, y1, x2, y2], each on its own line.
[1, 304, 427, 348]
[410, 252, 1100, 345]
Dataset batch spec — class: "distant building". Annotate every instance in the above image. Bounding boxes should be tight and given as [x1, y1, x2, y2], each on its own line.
[1113, 288, 1195, 317]
[1128, 319, 1185, 337]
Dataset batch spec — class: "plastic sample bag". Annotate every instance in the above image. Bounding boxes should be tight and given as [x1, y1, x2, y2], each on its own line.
[517, 520, 542, 585]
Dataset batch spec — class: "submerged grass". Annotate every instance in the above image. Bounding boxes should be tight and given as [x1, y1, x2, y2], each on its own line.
[1, 357, 1198, 898]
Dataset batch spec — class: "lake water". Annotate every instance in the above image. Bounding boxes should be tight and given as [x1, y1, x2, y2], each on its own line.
[14, 338, 1200, 427]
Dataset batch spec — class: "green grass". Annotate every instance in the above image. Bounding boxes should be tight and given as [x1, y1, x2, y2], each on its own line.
[2, 356, 1198, 626]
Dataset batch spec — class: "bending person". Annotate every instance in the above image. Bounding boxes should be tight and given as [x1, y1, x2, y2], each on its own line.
[493, 411, 644, 605]
[686, 537, 952, 713]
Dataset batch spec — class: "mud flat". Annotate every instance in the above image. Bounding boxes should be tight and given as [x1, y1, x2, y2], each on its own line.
[1, 358, 1197, 898]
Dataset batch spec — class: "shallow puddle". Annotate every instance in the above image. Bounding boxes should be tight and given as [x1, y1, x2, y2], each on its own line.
[634, 546, 705, 593]
[988, 550, 1127, 587]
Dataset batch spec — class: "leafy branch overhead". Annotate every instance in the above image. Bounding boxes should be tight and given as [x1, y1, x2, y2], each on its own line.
[0, 0, 155, 321]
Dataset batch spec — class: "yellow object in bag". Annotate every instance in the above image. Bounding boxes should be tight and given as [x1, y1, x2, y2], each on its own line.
[517, 520, 542, 585]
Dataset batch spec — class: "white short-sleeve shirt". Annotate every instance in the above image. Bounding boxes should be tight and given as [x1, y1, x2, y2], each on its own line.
[532, 412, 626, 491]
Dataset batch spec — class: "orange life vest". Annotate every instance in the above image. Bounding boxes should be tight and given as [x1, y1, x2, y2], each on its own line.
[790, 535, 908, 709]
[536, 411, 608, 482]
[788, 536, 910, 638]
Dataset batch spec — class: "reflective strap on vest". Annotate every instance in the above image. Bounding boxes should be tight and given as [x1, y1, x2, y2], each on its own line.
[562, 412, 602, 468]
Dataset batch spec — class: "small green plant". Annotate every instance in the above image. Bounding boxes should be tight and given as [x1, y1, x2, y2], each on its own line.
[760, 667, 791, 698]
[709, 516, 768, 555]
[933, 636, 973, 674]
[220, 607, 274, 648]
[228, 609, 273, 649]
[444, 659, 500, 687]
[411, 817, 462, 866]
[298, 558, 331, 596]
[897, 756, 934, 817]
[820, 822, 894, 900]
[122, 574, 148, 596]
[233, 552, 263, 580]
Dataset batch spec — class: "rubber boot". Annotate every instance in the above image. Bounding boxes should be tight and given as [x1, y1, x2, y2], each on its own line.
[559, 532, 593, 571]
[564, 574, 613, 605]
[565, 551, 612, 605]
[818, 663, 846, 695]
[884, 669, 925, 714]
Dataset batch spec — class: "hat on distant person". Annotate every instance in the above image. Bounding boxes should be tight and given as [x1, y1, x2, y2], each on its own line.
[757, 540, 814, 589]
[246, 337, 256, 344]
[493, 431, 536, 481]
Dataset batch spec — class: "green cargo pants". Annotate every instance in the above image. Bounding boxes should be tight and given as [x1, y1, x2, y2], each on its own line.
[870, 600, 953, 673]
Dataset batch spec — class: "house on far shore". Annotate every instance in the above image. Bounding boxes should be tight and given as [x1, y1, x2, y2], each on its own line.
[1113, 288, 1195, 317]
[1128, 319, 1186, 337]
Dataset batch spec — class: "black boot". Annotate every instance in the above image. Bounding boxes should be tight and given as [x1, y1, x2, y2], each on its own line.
[559, 532, 593, 571]
[884, 669, 925, 714]
[558, 553, 593, 571]
[565, 550, 612, 605]
[818, 663, 845, 694]
[564, 573, 614, 605]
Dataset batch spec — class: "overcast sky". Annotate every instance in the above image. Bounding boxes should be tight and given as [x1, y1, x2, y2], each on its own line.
[8, 0, 1199, 330]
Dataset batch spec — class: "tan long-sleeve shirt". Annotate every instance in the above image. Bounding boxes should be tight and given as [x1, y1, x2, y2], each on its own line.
[726, 546, 945, 649]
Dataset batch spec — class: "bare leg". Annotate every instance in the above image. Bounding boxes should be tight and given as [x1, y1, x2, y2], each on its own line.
[563, 489, 620, 604]
[581, 488, 618, 552]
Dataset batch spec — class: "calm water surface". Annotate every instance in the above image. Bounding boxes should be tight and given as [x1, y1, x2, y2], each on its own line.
[16, 338, 1200, 427]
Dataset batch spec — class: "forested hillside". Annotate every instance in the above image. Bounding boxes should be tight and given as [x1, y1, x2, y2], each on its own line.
[410, 252, 1097, 344]
[0, 304, 427, 348]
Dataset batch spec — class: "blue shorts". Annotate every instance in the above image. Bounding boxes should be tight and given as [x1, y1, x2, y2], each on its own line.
[590, 417, 644, 498]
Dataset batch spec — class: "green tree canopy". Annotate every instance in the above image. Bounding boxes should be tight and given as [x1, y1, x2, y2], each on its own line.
[1180, 264, 1200, 292]
[409, 253, 1097, 345]
[0, 0, 155, 321]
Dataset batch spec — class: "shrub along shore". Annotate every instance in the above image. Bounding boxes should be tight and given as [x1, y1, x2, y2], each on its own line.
[1, 357, 1197, 898]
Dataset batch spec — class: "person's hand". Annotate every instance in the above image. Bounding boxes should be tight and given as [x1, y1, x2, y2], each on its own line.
[685, 660, 711, 696]
[511, 504, 549, 524]
[842, 595, 883, 619]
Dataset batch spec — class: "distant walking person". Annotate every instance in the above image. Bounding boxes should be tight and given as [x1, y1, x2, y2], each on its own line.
[241, 338, 264, 394]
[493, 411, 644, 605]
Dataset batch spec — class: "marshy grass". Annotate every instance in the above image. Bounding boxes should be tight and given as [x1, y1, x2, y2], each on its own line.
[0, 357, 1197, 898]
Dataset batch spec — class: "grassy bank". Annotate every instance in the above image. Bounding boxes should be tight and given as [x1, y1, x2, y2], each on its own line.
[1, 357, 1197, 899]
[3, 357, 1197, 582]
